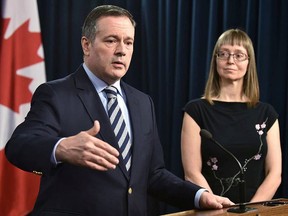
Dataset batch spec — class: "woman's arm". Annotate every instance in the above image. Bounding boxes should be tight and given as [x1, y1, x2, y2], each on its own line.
[181, 112, 213, 193]
[250, 119, 282, 202]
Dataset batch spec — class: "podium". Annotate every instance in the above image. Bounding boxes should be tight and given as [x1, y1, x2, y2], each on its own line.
[162, 198, 288, 216]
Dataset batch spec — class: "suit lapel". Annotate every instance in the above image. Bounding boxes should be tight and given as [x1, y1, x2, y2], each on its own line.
[74, 67, 130, 179]
[121, 82, 144, 180]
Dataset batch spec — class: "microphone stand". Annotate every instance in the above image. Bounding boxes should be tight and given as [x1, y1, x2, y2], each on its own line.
[200, 129, 256, 213]
[227, 172, 255, 213]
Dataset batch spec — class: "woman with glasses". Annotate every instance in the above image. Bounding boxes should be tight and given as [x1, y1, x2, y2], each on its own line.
[181, 29, 282, 204]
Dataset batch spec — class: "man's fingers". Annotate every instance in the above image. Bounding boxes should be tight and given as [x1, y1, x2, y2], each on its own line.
[86, 120, 120, 167]
[216, 196, 234, 207]
[85, 120, 119, 157]
[200, 192, 234, 209]
[91, 121, 120, 158]
[91, 153, 119, 170]
[60, 120, 121, 171]
[86, 120, 100, 136]
[93, 138, 119, 157]
[90, 145, 119, 166]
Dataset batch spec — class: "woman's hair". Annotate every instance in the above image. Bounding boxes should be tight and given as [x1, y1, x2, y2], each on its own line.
[82, 5, 136, 42]
[203, 29, 259, 107]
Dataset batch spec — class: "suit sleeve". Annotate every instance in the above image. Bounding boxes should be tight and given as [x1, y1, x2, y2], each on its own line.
[146, 96, 202, 209]
[5, 83, 62, 174]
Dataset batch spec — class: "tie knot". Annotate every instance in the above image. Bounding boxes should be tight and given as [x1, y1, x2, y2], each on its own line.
[105, 86, 117, 99]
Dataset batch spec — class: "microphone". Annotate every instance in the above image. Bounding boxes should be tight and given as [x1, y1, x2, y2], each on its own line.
[200, 129, 256, 213]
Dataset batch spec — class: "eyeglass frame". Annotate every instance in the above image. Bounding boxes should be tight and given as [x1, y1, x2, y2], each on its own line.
[216, 50, 249, 62]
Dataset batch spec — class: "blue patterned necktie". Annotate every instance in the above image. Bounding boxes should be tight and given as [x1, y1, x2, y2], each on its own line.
[104, 86, 132, 172]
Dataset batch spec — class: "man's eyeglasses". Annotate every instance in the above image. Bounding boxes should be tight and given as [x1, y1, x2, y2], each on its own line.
[216, 51, 249, 62]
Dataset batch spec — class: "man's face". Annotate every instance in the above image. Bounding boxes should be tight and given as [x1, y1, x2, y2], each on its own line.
[82, 16, 135, 85]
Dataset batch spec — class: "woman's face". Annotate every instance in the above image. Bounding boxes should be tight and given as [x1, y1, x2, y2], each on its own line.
[216, 44, 249, 83]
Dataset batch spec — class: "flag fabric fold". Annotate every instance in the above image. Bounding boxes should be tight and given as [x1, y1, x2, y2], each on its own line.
[0, 0, 46, 215]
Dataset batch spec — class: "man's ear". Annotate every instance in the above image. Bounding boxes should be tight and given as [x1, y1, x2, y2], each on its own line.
[81, 36, 90, 56]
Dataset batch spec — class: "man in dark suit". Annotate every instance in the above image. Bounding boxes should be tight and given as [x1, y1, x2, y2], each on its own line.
[5, 5, 233, 216]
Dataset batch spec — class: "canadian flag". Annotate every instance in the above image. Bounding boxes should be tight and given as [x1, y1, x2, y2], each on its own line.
[0, 0, 46, 215]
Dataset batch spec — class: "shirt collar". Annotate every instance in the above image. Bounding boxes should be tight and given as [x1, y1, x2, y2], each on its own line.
[82, 63, 123, 96]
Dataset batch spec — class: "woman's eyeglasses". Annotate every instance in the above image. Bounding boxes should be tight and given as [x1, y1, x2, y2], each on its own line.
[216, 51, 249, 62]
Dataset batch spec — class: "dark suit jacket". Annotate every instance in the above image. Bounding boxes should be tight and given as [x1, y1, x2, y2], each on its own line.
[5, 65, 201, 216]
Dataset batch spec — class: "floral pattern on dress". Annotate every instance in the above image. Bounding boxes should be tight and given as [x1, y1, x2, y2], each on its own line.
[206, 118, 268, 196]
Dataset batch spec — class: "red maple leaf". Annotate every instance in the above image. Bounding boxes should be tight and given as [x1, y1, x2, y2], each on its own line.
[0, 18, 44, 113]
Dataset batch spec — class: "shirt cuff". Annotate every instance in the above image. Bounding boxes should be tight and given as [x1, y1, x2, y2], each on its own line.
[51, 138, 66, 165]
[194, 188, 208, 209]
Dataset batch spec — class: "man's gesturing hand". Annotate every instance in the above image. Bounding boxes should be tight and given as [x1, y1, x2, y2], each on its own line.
[56, 120, 119, 171]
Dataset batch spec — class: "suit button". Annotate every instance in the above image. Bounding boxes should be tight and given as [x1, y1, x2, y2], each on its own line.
[128, 187, 133, 194]
[32, 170, 43, 175]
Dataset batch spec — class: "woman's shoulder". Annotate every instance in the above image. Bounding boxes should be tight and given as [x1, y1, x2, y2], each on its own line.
[256, 101, 278, 114]
[183, 98, 210, 114]
[185, 98, 207, 107]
